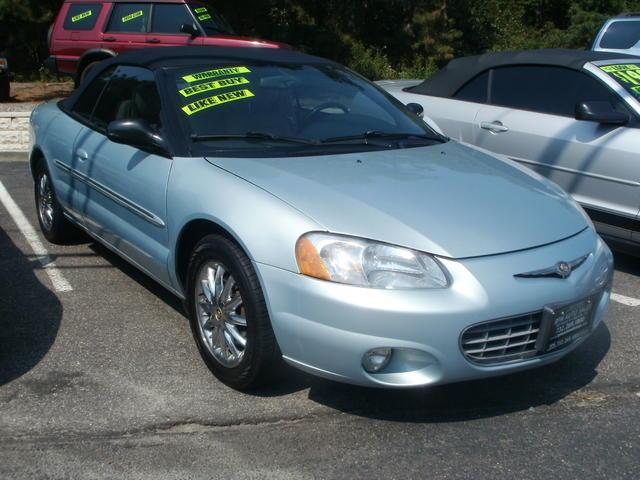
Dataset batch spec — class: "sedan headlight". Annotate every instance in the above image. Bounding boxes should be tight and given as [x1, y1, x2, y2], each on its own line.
[295, 232, 449, 289]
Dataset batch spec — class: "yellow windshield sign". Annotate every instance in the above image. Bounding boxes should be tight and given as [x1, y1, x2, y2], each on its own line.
[182, 89, 255, 115]
[182, 67, 251, 83]
[194, 7, 208, 13]
[600, 64, 640, 85]
[72, 10, 93, 23]
[179, 77, 250, 97]
[122, 10, 144, 23]
[198, 14, 212, 21]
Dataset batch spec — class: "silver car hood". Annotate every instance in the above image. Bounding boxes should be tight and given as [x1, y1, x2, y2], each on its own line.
[207, 141, 587, 259]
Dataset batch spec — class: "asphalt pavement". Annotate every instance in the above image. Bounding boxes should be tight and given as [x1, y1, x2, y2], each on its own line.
[0, 154, 638, 479]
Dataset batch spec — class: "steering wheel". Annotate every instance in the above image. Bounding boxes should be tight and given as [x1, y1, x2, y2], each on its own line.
[302, 102, 350, 125]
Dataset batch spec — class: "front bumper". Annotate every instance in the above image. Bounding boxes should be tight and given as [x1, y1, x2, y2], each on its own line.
[256, 228, 613, 388]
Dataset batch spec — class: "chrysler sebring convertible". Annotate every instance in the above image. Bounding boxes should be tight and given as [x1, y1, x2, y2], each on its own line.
[29, 47, 613, 390]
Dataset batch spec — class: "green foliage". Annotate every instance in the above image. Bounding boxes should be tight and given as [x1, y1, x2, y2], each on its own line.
[2, 0, 640, 80]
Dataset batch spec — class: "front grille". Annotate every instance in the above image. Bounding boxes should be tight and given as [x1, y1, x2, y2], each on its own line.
[461, 313, 542, 365]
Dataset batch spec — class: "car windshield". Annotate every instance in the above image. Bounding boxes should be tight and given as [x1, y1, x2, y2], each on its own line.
[599, 62, 640, 102]
[169, 62, 443, 156]
[188, 3, 234, 35]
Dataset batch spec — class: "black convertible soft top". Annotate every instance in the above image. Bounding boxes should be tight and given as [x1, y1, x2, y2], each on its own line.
[408, 48, 640, 98]
[66, 46, 335, 107]
[97, 46, 334, 70]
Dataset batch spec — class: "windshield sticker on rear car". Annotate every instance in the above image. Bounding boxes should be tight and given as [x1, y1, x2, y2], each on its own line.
[178, 77, 250, 97]
[72, 10, 93, 23]
[600, 64, 640, 99]
[194, 7, 208, 14]
[182, 89, 255, 115]
[122, 10, 144, 23]
[182, 67, 252, 83]
[198, 14, 212, 21]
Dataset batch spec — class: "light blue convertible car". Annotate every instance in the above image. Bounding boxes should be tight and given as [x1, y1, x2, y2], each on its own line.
[29, 47, 614, 390]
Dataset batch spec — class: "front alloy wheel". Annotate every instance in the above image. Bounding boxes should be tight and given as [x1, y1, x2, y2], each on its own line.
[186, 234, 279, 390]
[195, 261, 248, 368]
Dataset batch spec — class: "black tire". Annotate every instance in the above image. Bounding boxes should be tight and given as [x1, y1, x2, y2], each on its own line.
[0, 76, 9, 102]
[186, 234, 279, 391]
[34, 160, 78, 244]
[75, 60, 101, 88]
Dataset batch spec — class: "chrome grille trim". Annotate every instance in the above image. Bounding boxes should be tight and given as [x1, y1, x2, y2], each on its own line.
[460, 313, 542, 365]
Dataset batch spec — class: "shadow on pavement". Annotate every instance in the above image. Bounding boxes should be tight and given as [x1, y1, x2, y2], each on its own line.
[613, 251, 640, 276]
[305, 322, 611, 422]
[88, 241, 186, 317]
[0, 226, 62, 386]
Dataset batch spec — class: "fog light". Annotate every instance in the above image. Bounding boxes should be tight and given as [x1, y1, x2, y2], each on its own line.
[362, 348, 393, 373]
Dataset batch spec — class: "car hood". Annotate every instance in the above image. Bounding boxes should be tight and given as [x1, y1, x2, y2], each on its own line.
[206, 142, 588, 259]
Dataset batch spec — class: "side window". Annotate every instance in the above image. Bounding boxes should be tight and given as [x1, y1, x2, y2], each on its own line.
[71, 66, 115, 121]
[63, 3, 103, 30]
[106, 3, 151, 33]
[490, 66, 582, 116]
[454, 71, 489, 103]
[599, 21, 640, 49]
[92, 66, 162, 131]
[151, 3, 194, 34]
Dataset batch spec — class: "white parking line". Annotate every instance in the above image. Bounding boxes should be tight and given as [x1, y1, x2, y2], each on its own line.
[0, 180, 73, 293]
[611, 293, 640, 307]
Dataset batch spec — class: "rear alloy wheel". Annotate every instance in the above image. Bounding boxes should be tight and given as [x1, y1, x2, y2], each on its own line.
[186, 235, 279, 390]
[34, 161, 78, 244]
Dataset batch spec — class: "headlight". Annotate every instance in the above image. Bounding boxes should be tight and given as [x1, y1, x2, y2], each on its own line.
[295, 232, 449, 289]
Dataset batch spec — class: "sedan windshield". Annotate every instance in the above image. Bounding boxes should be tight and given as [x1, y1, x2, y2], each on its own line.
[599, 62, 640, 101]
[169, 62, 443, 156]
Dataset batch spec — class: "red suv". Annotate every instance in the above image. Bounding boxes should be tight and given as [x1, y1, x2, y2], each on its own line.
[45, 0, 288, 85]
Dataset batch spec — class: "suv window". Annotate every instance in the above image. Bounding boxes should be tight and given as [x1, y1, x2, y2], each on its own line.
[454, 71, 489, 103]
[71, 66, 115, 121]
[63, 3, 103, 30]
[187, 4, 234, 35]
[151, 3, 194, 34]
[106, 3, 151, 33]
[600, 21, 640, 49]
[490, 66, 629, 117]
[92, 66, 162, 131]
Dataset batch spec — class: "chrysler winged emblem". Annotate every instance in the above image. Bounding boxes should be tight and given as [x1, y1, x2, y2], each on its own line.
[514, 254, 590, 279]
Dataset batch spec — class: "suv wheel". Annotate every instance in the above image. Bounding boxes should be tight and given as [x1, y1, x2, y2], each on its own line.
[186, 234, 280, 390]
[0, 76, 9, 102]
[76, 60, 102, 88]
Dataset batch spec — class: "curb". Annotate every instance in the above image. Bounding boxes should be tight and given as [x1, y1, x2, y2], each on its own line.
[0, 110, 32, 154]
[0, 152, 29, 160]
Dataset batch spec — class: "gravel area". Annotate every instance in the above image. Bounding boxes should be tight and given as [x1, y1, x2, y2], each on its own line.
[0, 81, 73, 110]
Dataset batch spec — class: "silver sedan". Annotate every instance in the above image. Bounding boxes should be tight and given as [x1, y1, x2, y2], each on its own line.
[380, 49, 640, 255]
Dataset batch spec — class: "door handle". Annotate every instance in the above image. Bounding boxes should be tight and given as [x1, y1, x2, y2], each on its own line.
[147, 38, 160, 44]
[76, 149, 89, 162]
[103, 36, 116, 42]
[480, 121, 509, 133]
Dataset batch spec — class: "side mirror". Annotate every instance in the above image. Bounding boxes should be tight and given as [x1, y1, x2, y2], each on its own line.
[406, 102, 424, 119]
[107, 119, 171, 158]
[180, 23, 200, 37]
[575, 101, 629, 126]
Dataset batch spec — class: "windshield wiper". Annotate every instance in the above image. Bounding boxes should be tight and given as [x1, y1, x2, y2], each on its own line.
[321, 131, 442, 144]
[191, 132, 318, 145]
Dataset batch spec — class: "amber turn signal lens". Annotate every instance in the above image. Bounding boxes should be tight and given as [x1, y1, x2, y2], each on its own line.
[296, 236, 331, 280]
